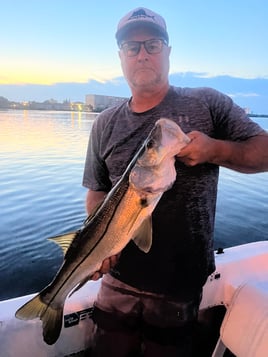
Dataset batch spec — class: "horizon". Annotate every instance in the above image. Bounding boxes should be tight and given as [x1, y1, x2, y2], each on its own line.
[1, 72, 267, 114]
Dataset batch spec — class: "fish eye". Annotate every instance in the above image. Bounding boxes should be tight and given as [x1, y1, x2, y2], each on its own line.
[140, 197, 148, 207]
[146, 139, 155, 149]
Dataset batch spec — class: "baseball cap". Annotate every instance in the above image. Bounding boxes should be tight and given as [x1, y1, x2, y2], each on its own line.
[115, 7, 169, 45]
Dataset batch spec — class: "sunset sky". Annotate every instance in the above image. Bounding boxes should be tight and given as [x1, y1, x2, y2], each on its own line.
[1, 0, 268, 112]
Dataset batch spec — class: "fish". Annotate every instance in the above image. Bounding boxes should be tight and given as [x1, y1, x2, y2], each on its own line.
[15, 118, 190, 345]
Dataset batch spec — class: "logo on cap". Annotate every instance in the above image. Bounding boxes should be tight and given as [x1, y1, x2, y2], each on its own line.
[116, 7, 169, 44]
[128, 9, 155, 22]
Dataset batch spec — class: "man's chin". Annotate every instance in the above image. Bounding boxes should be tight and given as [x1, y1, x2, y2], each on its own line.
[132, 75, 159, 89]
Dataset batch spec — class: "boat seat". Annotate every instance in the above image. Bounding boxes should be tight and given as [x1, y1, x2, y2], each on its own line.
[213, 281, 268, 357]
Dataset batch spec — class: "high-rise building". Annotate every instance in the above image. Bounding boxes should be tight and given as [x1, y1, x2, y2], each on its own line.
[85, 94, 128, 112]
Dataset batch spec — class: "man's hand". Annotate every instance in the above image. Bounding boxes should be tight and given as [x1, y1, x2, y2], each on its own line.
[91, 254, 120, 281]
[177, 131, 216, 166]
[177, 131, 268, 173]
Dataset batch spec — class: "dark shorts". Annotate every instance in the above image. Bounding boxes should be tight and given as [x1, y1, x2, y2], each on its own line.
[91, 274, 202, 356]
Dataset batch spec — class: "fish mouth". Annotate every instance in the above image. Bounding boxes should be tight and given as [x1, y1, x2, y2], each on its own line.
[141, 118, 190, 166]
[146, 123, 162, 148]
[137, 123, 163, 167]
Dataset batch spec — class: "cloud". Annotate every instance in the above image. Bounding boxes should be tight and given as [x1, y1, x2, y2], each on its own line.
[228, 92, 259, 98]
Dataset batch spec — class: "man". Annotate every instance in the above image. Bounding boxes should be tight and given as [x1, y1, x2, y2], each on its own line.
[83, 7, 268, 357]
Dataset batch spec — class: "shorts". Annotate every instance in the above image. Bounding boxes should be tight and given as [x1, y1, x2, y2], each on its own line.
[91, 273, 202, 355]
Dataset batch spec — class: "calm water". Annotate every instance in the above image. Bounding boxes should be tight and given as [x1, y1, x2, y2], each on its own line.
[0, 110, 267, 301]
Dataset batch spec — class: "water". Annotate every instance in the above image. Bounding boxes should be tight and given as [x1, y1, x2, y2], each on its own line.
[0, 110, 267, 301]
[0, 110, 95, 300]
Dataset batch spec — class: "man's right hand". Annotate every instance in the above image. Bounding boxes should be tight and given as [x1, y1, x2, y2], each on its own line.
[91, 254, 120, 280]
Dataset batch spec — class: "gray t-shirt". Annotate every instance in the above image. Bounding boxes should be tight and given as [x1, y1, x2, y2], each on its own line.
[83, 86, 264, 299]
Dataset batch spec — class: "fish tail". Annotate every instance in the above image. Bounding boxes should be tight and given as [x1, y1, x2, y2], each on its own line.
[15, 294, 63, 345]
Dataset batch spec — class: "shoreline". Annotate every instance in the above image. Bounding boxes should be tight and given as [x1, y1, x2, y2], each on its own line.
[0, 107, 267, 117]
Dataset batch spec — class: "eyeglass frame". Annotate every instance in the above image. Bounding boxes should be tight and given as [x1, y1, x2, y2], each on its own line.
[119, 38, 168, 57]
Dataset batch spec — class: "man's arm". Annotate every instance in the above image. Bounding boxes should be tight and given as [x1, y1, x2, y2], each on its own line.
[177, 132, 268, 173]
[85, 189, 106, 214]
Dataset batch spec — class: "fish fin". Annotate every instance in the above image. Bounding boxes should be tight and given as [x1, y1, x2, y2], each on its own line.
[48, 232, 78, 256]
[15, 293, 63, 345]
[132, 216, 153, 253]
[69, 276, 91, 298]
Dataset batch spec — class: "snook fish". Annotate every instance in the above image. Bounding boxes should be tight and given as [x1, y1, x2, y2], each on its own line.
[15, 118, 190, 345]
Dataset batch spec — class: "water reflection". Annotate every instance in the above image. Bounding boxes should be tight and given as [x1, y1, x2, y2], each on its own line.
[0, 110, 97, 300]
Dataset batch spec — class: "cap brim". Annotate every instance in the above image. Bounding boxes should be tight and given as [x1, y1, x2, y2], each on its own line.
[116, 22, 169, 44]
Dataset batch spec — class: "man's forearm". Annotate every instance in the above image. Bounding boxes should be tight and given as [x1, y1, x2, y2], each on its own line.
[86, 190, 106, 215]
[210, 134, 268, 173]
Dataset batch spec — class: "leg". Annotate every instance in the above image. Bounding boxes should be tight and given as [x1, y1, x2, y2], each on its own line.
[91, 327, 141, 357]
[143, 341, 179, 357]
[142, 322, 195, 357]
[90, 274, 142, 357]
[141, 290, 203, 357]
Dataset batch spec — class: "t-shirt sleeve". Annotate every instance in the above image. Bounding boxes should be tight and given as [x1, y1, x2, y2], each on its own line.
[203, 88, 265, 141]
[82, 114, 112, 191]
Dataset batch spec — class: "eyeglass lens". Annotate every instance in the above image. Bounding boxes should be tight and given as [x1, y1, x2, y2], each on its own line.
[121, 39, 165, 57]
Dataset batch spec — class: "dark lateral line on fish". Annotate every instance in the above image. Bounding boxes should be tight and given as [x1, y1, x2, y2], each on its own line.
[42, 138, 150, 308]
[44, 183, 128, 307]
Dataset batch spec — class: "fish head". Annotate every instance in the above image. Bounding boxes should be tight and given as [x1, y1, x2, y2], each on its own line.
[138, 118, 190, 167]
[130, 119, 190, 194]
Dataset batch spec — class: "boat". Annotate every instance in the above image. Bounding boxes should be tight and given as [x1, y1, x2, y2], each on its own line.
[0, 240, 268, 357]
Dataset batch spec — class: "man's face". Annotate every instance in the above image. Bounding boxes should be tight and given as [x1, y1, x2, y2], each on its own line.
[118, 27, 171, 92]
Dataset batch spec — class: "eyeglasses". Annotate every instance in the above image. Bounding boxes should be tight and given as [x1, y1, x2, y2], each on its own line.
[120, 39, 167, 57]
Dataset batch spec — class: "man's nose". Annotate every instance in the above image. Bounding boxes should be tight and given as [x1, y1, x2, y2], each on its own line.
[137, 44, 149, 59]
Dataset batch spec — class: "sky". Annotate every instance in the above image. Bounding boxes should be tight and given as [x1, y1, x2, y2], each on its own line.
[1, 0, 268, 113]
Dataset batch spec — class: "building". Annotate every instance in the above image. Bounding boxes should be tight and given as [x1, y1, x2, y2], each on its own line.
[85, 94, 128, 112]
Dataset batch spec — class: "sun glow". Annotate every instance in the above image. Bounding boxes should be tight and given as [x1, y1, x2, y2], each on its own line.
[0, 68, 88, 85]
[0, 57, 121, 85]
